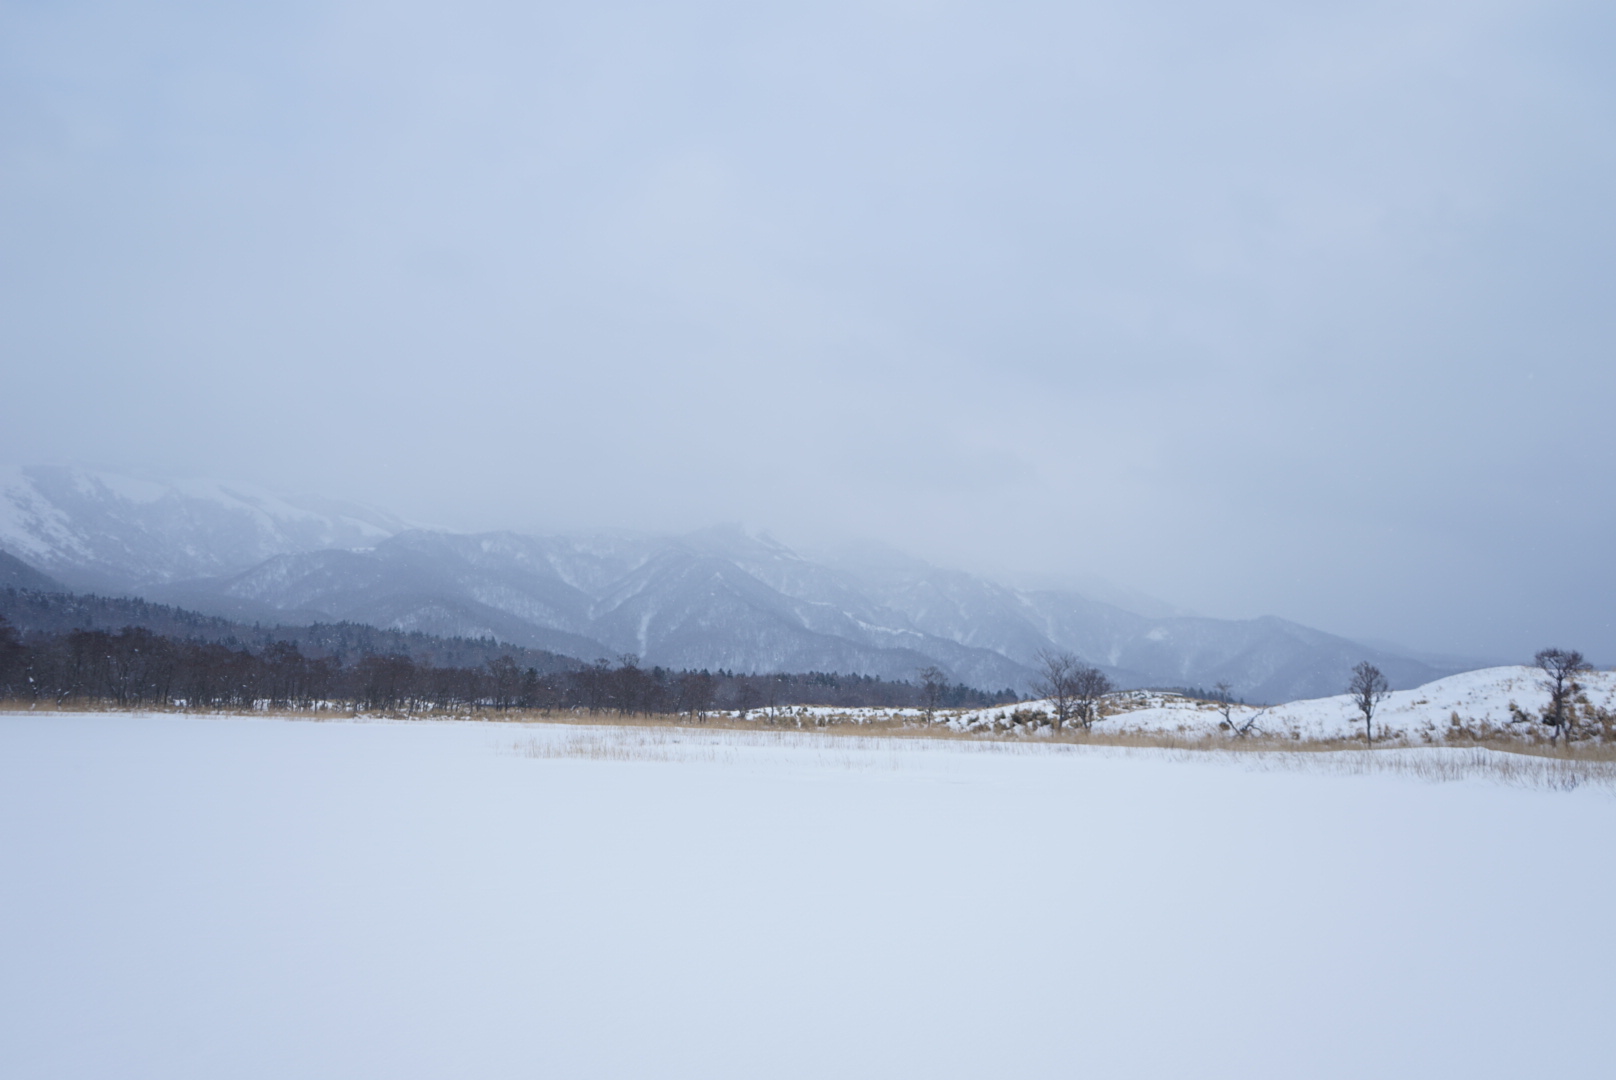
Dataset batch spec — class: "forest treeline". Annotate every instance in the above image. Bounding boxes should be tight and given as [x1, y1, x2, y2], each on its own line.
[0, 615, 1017, 715]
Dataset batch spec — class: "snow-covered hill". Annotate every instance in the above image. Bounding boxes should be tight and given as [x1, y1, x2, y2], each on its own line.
[950, 666, 1616, 742]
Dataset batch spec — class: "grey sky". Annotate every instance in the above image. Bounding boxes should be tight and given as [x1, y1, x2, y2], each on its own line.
[3, 0, 1613, 662]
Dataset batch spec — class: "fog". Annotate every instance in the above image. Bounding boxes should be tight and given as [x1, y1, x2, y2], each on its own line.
[3, 1, 1613, 662]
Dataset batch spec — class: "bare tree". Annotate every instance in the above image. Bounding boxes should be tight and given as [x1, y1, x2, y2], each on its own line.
[0, 616, 23, 698]
[1347, 661, 1390, 746]
[1070, 664, 1113, 731]
[1212, 680, 1266, 738]
[1033, 651, 1114, 733]
[486, 655, 522, 711]
[917, 665, 947, 723]
[1031, 650, 1080, 732]
[581, 658, 611, 714]
[1535, 648, 1590, 745]
[1213, 681, 1236, 724]
[676, 670, 716, 723]
[731, 678, 761, 721]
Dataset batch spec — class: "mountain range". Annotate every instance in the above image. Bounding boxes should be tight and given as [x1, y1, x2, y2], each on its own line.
[0, 464, 1473, 701]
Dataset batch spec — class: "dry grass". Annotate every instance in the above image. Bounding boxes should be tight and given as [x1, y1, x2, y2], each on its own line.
[7, 698, 1614, 792]
[508, 727, 916, 772]
[1239, 747, 1616, 792]
[502, 722, 1616, 793]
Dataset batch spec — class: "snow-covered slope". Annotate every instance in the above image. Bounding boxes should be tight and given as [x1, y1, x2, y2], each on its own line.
[0, 465, 406, 589]
[951, 666, 1616, 741]
[150, 528, 1034, 686]
[0, 549, 66, 592]
[815, 544, 1456, 701]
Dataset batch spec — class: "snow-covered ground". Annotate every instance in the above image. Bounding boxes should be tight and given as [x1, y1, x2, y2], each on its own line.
[901, 665, 1616, 741]
[2, 710, 1612, 1079]
[717, 665, 1616, 743]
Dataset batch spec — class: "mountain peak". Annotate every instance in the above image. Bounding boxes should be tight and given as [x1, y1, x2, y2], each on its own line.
[0, 464, 407, 589]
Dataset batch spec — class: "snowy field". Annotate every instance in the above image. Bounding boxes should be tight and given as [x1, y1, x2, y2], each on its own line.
[2, 712, 1613, 1079]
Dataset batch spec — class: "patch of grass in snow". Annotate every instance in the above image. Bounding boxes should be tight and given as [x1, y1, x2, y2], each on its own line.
[1237, 747, 1616, 793]
[506, 723, 1616, 793]
[508, 727, 916, 771]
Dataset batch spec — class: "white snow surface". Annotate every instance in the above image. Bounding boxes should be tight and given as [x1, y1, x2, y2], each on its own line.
[1, 710, 1611, 1079]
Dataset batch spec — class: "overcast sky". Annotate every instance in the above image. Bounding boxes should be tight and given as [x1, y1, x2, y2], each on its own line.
[3, 0, 1613, 662]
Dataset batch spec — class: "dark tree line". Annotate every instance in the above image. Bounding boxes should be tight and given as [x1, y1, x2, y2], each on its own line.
[0, 587, 577, 674]
[0, 617, 1016, 715]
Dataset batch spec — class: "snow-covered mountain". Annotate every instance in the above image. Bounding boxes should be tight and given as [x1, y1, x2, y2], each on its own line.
[0, 465, 406, 591]
[0, 466, 1471, 700]
[145, 527, 1037, 690]
[818, 547, 1453, 703]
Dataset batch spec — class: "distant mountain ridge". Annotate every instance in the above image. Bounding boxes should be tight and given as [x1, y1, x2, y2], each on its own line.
[0, 465, 1474, 701]
[0, 464, 404, 591]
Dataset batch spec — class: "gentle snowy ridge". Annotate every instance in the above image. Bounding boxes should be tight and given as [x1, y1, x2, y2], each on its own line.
[946, 664, 1616, 740]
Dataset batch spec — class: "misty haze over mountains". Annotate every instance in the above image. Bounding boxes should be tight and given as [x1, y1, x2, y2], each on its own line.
[6, 0, 1613, 685]
[0, 465, 1477, 702]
